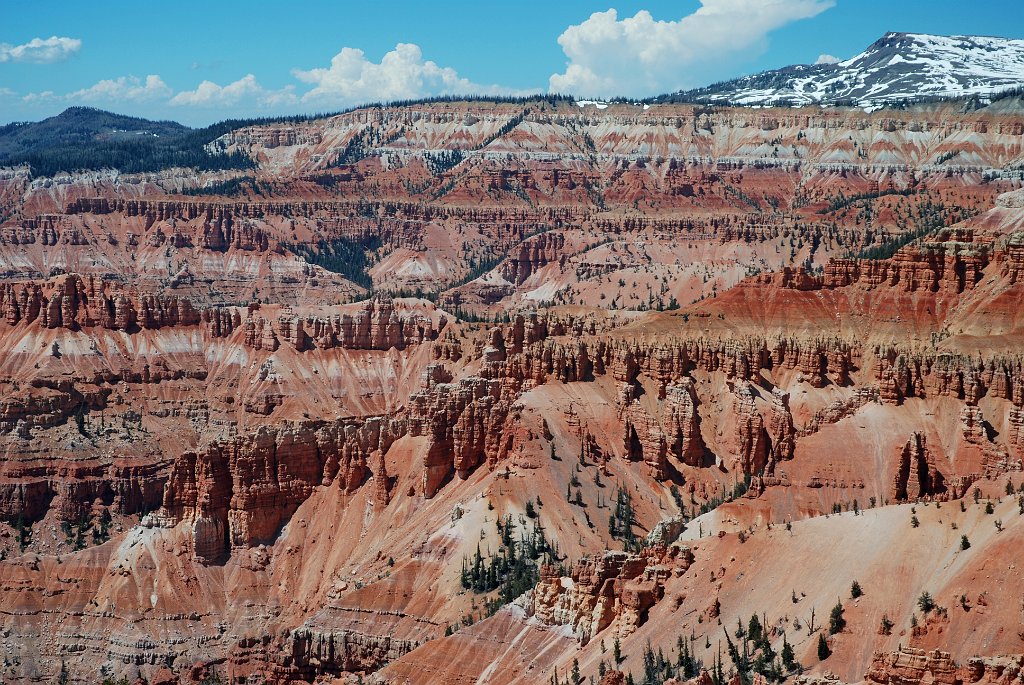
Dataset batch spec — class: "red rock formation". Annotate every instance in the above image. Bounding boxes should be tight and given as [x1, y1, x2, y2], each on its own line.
[286, 624, 422, 678]
[161, 418, 397, 562]
[530, 544, 693, 643]
[244, 298, 445, 352]
[408, 374, 510, 497]
[874, 348, 1024, 407]
[799, 387, 880, 436]
[724, 381, 794, 475]
[621, 378, 706, 477]
[0, 274, 232, 333]
[1, 98, 1023, 684]
[865, 648, 1024, 685]
[600, 671, 627, 685]
[500, 231, 566, 285]
[891, 433, 947, 501]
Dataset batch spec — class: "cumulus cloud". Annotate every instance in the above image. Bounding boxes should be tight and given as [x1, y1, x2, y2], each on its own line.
[815, 53, 840, 65]
[0, 36, 81, 64]
[294, 42, 513, 107]
[20, 90, 58, 104]
[11, 40, 525, 121]
[170, 74, 296, 108]
[548, 0, 834, 97]
[69, 75, 172, 103]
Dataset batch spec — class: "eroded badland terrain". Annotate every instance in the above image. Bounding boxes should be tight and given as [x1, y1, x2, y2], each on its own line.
[2, 96, 1024, 685]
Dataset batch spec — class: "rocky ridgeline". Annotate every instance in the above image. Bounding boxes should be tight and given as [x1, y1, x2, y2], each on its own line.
[445, 321, 850, 481]
[225, 100, 1024, 174]
[0, 380, 119, 445]
[0, 212, 278, 268]
[224, 124, 325, 149]
[409, 369, 510, 497]
[283, 623, 422, 680]
[482, 325, 855, 392]
[891, 433, 964, 501]
[772, 228, 1024, 296]
[0, 274, 446, 355]
[620, 378, 705, 476]
[477, 166, 596, 193]
[49, 194, 916, 264]
[0, 453, 167, 524]
[885, 417, 1012, 504]
[9, 294, 1024, 566]
[0, 273, 231, 332]
[874, 346, 1024, 406]
[798, 387, 881, 436]
[1001, 232, 1024, 284]
[823, 246, 988, 293]
[65, 197, 348, 221]
[618, 374, 793, 478]
[149, 320, 866, 562]
[4, 214, 90, 246]
[242, 298, 444, 353]
[408, 321, 857, 495]
[159, 366, 509, 561]
[14, 307, 1021, 568]
[64, 195, 582, 224]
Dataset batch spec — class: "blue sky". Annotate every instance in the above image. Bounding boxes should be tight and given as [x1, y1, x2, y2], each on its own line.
[1, 0, 1022, 126]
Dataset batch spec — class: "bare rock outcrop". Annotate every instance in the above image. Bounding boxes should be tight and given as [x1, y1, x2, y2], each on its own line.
[529, 545, 693, 644]
[161, 418, 398, 562]
[243, 298, 444, 352]
[891, 433, 947, 501]
[0, 274, 216, 332]
[621, 378, 706, 477]
[866, 648, 1024, 685]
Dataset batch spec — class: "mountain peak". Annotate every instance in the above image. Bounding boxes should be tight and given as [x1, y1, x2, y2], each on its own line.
[663, 32, 1024, 108]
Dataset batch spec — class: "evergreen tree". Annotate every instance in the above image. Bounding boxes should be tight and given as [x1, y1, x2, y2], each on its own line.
[829, 601, 846, 634]
[747, 614, 763, 644]
[781, 636, 795, 670]
[817, 634, 831, 661]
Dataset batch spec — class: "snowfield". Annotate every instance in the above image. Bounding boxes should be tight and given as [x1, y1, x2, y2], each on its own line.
[666, 32, 1024, 108]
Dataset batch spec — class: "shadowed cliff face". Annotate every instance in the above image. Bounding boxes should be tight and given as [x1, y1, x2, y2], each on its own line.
[0, 99, 1023, 684]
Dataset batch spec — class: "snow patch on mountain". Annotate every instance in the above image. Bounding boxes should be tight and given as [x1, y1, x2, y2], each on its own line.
[665, 33, 1024, 108]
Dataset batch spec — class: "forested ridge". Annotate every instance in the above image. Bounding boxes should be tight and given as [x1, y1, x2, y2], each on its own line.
[0, 96, 570, 179]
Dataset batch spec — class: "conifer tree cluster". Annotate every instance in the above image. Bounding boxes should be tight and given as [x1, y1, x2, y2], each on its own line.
[285, 236, 381, 289]
[461, 514, 557, 615]
[608, 486, 638, 551]
[718, 613, 802, 684]
[424, 149, 465, 175]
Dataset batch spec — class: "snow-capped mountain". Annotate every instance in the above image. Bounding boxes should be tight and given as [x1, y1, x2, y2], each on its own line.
[662, 33, 1024, 108]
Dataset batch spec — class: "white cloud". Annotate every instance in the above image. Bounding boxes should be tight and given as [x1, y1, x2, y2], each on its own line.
[169, 74, 296, 108]
[548, 0, 834, 97]
[7, 38, 528, 122]
[69, 75, 172, 103]
[20, 90, 59, 104]
[0, 36, 81, 64]
[294, 42, 513, 107]
[8, 39, 525, 122]
[815, 53, 840, 65]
